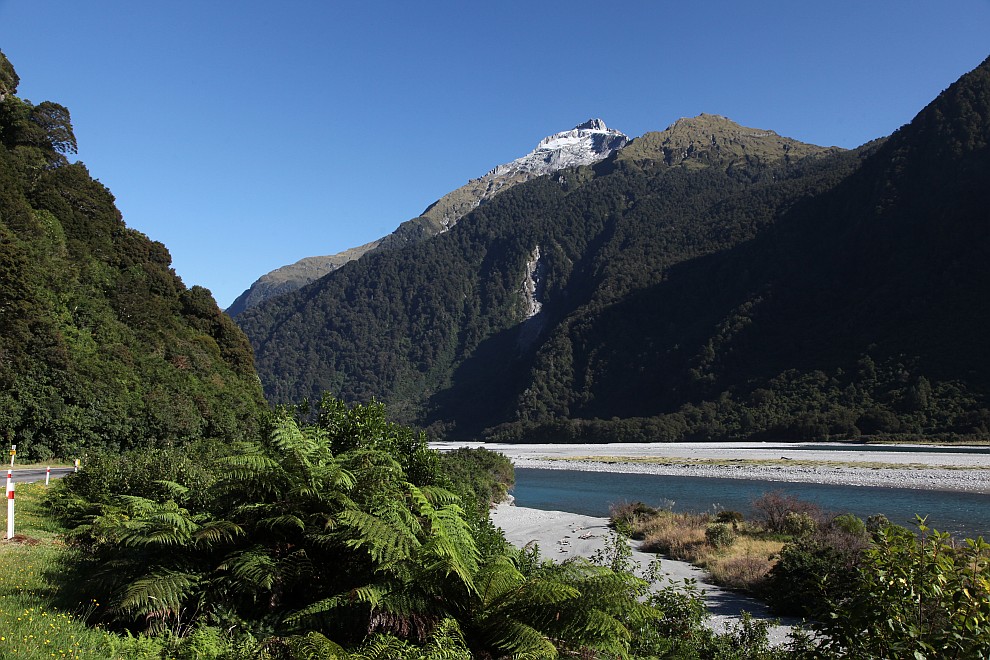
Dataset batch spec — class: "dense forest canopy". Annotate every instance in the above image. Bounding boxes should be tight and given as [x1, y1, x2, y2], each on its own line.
[238, 55, 990, 443]
[0, 49, 266, 460]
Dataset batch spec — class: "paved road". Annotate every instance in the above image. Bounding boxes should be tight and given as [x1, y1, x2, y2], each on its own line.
[5, 467, 76, 484]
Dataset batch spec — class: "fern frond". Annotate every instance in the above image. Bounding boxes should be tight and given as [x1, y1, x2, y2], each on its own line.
[479, 614, 557, 659]
[283, 631, 350, 660]
[284, 584, 386, 624]
[193, 520, 243, 546]
[417, 485, 460, 508]
[351, 633, 415, 660]
[215, 447, 280, 470]
[153, 479, 189, 499]
[421, 617, 471, 660]
[340, 509, 419, 565]
[114, 503, 201, 547]
[475, 554, 525, 608]
[220, 547, 279, 592]
[257, 514, 306, 532]
[116, 494, 159, 516]
[304, 530, 341, 549]
[113, 569, 199, 619]
[279, 548, 317, 584]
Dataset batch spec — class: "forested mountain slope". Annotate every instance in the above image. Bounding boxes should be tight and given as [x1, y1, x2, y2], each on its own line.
[238, 56, 990, 442]
[0, 51, 265, 459]
[226, 120, 627, 316]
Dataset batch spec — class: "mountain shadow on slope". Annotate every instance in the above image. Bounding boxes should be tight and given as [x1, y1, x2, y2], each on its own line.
[487, 56, 990, 442]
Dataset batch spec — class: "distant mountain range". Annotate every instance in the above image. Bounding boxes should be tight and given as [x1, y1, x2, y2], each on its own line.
[226, 120, 628, 316]
[235, 55, 990, 442]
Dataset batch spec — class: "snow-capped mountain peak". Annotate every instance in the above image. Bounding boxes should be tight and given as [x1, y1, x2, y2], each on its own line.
[487, 119, 628, 178]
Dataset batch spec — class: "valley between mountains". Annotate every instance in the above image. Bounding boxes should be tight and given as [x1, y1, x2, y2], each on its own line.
[233, 56, 990, 445]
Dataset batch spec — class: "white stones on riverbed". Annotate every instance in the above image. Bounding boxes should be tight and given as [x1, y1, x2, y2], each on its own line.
[432, 441, 990, 493]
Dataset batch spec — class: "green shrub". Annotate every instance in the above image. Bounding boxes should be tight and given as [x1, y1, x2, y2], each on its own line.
[866, 512, 890, 533]
[705, 522, 735, 549]
[783, 511, 817, 537]
[610, 500, 662, 539]
[763, 538, 849, 617]
[814, 519, 990, 657]
[830, 512, 866, 536]
[752, 490, 823, 533]
[715, 509, 745, 529]
[438, 446, 514, 519]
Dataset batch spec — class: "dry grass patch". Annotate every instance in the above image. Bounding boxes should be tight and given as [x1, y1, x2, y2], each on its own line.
[612, 501, 787, 593]
[639, 512, 709, 561]
[705, 538, 783, 591]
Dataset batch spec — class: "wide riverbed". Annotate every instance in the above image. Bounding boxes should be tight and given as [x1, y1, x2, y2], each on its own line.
[434, 441, 990, 538]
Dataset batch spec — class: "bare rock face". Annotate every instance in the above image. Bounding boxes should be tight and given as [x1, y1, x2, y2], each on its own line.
[229, 120, 628, 315]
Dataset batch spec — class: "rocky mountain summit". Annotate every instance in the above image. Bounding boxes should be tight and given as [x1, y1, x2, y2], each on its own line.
[488, 118, 628, 177]
[227, 120, 628, 316]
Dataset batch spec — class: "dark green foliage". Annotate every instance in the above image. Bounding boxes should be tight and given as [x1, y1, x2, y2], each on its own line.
[437, 446, 514, 520]
[633, 576, 787, 660]
[0, 50, 18, 99]
[0, 50, 265, 458]
[763, 511, 871, 619]
[51, 397, 666, 658]
[765, 539, 851, 619]
[811, 520, 990, 658]
[239, 56, 990, 443]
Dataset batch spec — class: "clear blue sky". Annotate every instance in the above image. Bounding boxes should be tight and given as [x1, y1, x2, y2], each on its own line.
[2, 1, 988, 308]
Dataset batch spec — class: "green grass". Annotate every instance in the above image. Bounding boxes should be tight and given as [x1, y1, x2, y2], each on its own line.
[0, 482, 118, 658]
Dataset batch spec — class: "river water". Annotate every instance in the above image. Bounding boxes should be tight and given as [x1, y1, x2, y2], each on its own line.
[512, 467, 990, 539]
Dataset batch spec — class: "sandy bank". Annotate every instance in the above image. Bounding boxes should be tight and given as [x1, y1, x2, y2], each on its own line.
[490, 502, 799, 644]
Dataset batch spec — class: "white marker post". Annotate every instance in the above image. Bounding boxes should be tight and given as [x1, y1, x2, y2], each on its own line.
[74, 459, 79, 473]
[9, 444, 14, 468]
[6, 469, 13, 540]
[45, 466, 51, 486]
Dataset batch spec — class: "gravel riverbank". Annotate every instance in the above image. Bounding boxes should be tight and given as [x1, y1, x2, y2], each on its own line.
[434, 441, 990, 493]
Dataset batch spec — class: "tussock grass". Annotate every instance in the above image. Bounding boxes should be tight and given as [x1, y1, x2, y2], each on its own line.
[611, 501, 784, 593]
[705, 538, 781, 590]
[639, 512, 709, 560]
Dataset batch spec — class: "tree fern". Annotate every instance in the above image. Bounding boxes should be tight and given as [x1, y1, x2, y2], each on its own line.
[340, 508, 421, 566]
[49, 396, 669, 657]
[219, 546, 281, 594]
[278, 631, 350, 660]
[193, 519, 243, 546]
[114, 570, 200, 625]
[476, 615, 559, 659]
